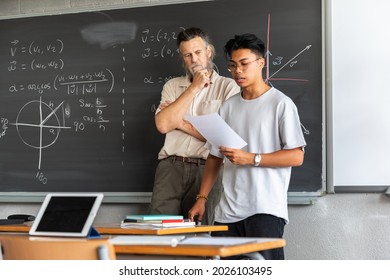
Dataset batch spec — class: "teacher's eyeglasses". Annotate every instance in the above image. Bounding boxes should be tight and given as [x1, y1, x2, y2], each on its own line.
[227, 57, 262, 72]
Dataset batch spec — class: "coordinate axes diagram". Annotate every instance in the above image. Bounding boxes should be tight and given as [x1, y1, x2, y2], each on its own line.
[11, 97, 71, 170]
[265, 14, 311, 135]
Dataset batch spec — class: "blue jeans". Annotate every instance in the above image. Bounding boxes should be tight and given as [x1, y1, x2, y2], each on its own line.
[213, 214, 286, 260]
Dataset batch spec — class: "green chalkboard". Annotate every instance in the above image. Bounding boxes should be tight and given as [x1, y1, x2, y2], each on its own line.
[0, 0, 323, 199]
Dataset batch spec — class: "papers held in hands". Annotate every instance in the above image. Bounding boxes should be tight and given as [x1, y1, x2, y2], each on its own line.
[185, 113, 247, 149]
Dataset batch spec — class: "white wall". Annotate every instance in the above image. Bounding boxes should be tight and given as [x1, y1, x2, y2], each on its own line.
[1, 0, 390, 260]
[330, 0, 390, 186]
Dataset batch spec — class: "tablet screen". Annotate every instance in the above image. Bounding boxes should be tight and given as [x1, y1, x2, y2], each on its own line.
[29, 193, 103, 237]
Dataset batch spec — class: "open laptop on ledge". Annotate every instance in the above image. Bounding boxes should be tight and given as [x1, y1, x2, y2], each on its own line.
[29, 193, 103, 238]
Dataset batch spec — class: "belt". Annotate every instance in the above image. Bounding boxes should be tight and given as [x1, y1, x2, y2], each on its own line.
[166, 156, 206, 165]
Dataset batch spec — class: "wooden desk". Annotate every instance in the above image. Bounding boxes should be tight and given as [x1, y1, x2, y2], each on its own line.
[114, 238, 286, 259]
[0, 224, 285, 259]
[0, 224, 227, 235]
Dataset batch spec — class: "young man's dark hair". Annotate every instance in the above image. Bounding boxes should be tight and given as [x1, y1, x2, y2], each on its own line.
[224, 33, 265, 59]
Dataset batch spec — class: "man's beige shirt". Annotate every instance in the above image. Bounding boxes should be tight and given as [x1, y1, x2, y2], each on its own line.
[156, 71, 239, 160]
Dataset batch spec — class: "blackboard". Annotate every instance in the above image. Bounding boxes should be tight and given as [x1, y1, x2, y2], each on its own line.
[0, 0, 323, 199]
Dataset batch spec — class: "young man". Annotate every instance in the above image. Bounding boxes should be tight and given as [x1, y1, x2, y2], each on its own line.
[149, 27, 239, 225]
[188, 33, 306, 259]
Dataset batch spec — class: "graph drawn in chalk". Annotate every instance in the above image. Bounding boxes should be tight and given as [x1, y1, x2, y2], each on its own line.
[264, 14, 311, 86]
[11, 97, 71, 170]
[264, 13, 311, 135]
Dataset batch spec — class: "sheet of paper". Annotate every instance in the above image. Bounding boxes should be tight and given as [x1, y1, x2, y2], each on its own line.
[180, 236, 264, 246]
[186, 113, 247, 149]
[109, 235, 186, 247]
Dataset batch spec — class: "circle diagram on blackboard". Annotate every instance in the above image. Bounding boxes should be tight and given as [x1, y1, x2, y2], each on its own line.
[12, 97, 71, 170]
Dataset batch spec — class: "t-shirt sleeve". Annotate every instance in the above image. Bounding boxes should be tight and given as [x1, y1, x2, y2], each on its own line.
[223, 78, 240, 101]
[279, 100, 307, 150]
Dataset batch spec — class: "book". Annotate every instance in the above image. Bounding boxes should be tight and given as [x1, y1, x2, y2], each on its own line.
[120, 221, 196, 229]
[124, 214, 184, 221]
[122, 218, 186, 223]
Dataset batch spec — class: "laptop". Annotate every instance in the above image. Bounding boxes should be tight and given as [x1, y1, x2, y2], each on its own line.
[29, 193, 103, 238]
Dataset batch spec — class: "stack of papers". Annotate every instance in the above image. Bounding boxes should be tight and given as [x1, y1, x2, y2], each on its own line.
[124, 214, 184, 222]
[123, 214, 184, 223]
[121, 214, 195, 228]
[120, 221, 195, 228]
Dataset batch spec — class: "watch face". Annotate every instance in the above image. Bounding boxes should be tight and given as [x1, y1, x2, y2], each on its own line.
[254, 154, 260, 165]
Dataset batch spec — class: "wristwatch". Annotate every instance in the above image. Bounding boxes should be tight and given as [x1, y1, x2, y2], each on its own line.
[254, 154, 261, 167]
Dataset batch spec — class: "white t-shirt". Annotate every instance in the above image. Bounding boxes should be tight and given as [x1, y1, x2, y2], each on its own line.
[209, 87, 306, 223]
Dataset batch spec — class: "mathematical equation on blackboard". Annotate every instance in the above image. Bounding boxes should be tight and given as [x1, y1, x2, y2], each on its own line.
[140, 27, 184, 59]
[0, 26, 187, 186]
[3, 38, 115, 177]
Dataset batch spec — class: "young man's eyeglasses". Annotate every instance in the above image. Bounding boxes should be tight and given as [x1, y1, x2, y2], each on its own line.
[227, 57, 262, 72]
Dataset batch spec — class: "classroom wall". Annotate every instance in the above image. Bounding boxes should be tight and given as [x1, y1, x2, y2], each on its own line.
[1, 0, 389, 260]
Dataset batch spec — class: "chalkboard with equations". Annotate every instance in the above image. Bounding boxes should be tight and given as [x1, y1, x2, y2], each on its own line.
[0, 0, 323, 201]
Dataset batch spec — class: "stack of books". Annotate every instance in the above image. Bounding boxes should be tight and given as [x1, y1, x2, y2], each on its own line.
[121, 214, 196, 228]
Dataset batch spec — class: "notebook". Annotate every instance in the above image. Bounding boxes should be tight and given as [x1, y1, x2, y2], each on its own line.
[29, 193, 103, 238]
[125, 214, 184, 221]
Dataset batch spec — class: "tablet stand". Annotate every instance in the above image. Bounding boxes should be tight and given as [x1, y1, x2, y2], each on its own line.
[87, 226, 101, 239]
